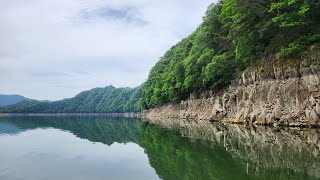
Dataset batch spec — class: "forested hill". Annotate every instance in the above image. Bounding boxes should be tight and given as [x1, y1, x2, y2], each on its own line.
[0, 95, 32, 106]
[0, 86, 142, 113]
[141, 0, 320, 109]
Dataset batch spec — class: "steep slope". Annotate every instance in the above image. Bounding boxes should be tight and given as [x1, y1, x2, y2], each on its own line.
[142, 0, 320, 126]
[144, 54, 320, 127]
[0, 85, 142, 113]
[141, 0, 320, 109]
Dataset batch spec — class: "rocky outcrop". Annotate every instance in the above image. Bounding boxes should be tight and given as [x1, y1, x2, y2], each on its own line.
[144, 47, 320, 127]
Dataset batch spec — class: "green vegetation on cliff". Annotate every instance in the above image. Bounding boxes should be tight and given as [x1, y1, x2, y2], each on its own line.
[0, 86, 142, 113]
[141, 0, 320, 108]
[1, 0, 319, 112]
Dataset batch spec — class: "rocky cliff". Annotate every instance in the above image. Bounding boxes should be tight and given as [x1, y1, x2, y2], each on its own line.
[144, 46, 320, 127]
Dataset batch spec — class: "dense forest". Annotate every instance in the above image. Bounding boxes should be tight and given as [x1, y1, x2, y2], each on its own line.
[141, 0, 320, 108]
[1, 0, 319, 113]
[0, 86, 142, 113]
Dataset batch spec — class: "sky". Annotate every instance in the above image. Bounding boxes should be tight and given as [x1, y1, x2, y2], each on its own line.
[0, 0, 213, 100]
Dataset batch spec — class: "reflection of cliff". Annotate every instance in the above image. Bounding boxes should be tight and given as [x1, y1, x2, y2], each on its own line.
[146, 118, 320, 179]
[1, 116, 319, 180]
[141, 123, 253, 180]
[0, 116, 143, 145]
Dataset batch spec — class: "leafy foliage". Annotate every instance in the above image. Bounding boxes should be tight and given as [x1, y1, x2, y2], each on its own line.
[142, 0, 320, 108]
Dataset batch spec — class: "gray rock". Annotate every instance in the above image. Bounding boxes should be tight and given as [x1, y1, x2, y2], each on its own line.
[316, 103, 320, 115]
[143, 62, 320, 127]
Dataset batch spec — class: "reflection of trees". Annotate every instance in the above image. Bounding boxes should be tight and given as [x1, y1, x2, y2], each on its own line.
[141, 123, 253, 180]
[145, 118, 320, 180]
[0, 116, 143, 145]
[0, 116, 319, 180]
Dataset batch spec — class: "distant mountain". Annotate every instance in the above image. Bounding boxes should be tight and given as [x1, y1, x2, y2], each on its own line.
[0, 85, 142, 113]
[0, 95, 32, 106]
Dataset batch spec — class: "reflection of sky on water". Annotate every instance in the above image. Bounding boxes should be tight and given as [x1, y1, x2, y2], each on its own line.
[0, 128, 159, 180]
[0, 116, 319, 180]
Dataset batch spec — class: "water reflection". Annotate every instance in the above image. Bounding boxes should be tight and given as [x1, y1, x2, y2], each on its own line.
[0, 121, 25, 135]
[0, 116, 158, 180]
[0, 116, 143, 145]
[146, 118, 320, 180]
[0, 116, 319, 180]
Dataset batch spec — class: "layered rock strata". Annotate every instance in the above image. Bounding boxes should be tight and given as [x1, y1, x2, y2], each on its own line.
[144, 48, 320, 127]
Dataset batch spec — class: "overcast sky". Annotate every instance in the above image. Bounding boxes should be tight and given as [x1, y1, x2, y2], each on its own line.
[0, 0, 213, 100]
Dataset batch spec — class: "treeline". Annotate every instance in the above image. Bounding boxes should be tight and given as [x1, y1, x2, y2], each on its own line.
[0, 85, 142, 113]
[141, 0, 320, 108]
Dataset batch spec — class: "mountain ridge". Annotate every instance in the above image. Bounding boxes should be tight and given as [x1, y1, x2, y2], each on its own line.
[0, 94, 33, 106]
[0, 85, 142, 113]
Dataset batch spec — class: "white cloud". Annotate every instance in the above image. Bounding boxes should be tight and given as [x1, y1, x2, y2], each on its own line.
[0, 0, 214, 100]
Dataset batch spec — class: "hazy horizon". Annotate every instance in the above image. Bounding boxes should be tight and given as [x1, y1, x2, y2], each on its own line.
[0, 0, 213, 100]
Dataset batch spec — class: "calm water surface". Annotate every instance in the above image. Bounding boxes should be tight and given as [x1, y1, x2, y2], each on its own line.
[0, 116, 319, 180]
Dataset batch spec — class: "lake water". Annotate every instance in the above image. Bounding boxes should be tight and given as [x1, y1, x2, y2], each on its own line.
[0, 116, 319, 180]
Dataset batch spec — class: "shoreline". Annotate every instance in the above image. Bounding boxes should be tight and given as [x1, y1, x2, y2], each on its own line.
[143, 63, 320, 128]
[142, 116, 320, 129]
[0, 112, 142, 118]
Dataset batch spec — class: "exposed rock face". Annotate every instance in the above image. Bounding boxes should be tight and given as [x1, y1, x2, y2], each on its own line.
[144, 118, 320, 179]
[144, 56, 320, 127]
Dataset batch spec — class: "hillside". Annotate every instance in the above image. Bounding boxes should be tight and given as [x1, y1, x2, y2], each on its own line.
[0, 95, 32, 106]
[143, 0, 320, 127]
[141, 0, 320, 109]
[0, 85, 142, 113]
